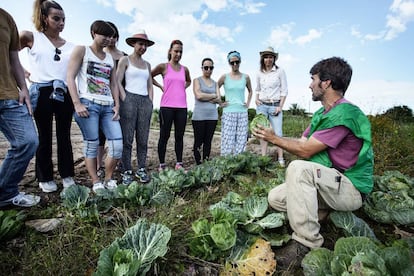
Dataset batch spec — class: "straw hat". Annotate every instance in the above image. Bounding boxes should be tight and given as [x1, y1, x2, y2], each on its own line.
[125, 30, 154, 47]
[260, 46, 278, 60]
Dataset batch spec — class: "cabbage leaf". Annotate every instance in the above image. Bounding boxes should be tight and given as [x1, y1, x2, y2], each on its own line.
[94, 218, 171, 276]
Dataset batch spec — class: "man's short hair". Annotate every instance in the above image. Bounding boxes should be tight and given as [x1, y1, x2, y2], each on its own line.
[310, 57, 352, 94]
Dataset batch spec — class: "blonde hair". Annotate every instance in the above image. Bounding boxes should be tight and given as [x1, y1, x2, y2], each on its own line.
[32, 0, 63, 32]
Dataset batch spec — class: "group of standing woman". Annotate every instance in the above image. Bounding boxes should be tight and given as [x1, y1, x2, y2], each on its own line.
[18, 0, 288, 194]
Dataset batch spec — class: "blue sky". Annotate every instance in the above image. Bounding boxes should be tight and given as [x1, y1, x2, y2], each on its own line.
[3, 0, 414, 115]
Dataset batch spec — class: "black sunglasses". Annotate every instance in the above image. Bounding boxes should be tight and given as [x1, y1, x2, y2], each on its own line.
[229, 60, 240, 66]
[54, 48, 61, 61]
[202, 66, 214, 71]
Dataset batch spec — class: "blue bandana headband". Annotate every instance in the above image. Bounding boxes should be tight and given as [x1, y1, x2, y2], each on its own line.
[227, 51, 241, 62]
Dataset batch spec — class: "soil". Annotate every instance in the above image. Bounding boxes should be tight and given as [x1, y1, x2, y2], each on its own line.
[0, 121, 267, 205]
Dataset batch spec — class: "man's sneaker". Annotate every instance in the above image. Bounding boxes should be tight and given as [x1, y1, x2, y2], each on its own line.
[135, 168, 150, 183]
[92, 182, 105, 192]
[158, 163, 166, 172]
[62, 177, 75, 188]
[278, 158, 285, 168]
[105, 179, 118, 190]
[0, 192, 40, 208]
[97, 167, 105, 178]
[122, 170, 134, 185]
[39, 181, 58, 193]
[275, 240, 310, 270]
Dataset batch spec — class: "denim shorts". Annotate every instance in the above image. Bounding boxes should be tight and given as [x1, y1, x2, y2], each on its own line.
[256, 104, 283, 136]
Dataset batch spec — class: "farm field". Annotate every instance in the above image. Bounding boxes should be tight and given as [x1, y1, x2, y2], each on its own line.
[1, 112, 413, 275]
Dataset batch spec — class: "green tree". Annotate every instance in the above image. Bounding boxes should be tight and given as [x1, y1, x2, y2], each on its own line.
[382, 105, 413, 122]
[286, 103, 306, 116]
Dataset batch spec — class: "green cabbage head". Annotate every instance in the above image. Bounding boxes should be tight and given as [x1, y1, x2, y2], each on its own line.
[249, 113, 270, 132]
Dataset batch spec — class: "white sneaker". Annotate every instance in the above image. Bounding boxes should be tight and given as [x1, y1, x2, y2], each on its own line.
[92, 182, 105, 192]
[105, 179, 117, 190]
[62, 177, 75, 188]
[0, 192, 40, 207]
[278, 159, 285, 167]
[39, 181, 58, 193]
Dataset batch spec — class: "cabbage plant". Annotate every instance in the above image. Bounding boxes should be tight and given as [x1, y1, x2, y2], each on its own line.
[94, 218, 171, 276]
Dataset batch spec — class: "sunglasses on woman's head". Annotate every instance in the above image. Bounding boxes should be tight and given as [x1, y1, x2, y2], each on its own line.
[54, 48, 61, 61]
[229, 60, 240, 66]
[202, 66, 214, 71]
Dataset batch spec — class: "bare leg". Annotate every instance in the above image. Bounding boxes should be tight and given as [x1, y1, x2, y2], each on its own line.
[104, 156, 118, 181]
[97, 146, 105, 170]
[85, 157, 99, 184]
[259, 139, 268, 156]
[277, 146, 284, 160]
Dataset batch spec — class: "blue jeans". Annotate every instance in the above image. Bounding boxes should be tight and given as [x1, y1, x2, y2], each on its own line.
[74, 98, 122, 159]
[257, 104, 283, 136]
[0, 100, 38, 201]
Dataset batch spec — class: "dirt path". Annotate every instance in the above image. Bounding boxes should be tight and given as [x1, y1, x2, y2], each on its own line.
[0, 121, 266, 196]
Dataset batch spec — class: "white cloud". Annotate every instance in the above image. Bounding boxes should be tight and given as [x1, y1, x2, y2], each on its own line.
[351, 26, 362, 38]
[294, 29, 322, 45]
[96, 0, 112, 7]
[266, 23, 322, 49]
[242, 0, 266, 14]
[347, 79, 414, 114]
[205, 0, 229, 11]
[364, 31, 386, 41]
[267, 23, 294, 49]
[353, 0, 414, 41]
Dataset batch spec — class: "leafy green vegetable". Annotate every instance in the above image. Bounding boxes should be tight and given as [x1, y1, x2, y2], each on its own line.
[364, 171, 414, 226]
[61, 184, 90, 210]
[0, 210, 25, 241]
[255, 212, 285, 229]
[210, 222, 237, 250]
[302, 236, 414, 276]
[94, 218, 171, 276]
[249, 113, 270, 132]
[244, 196, 268, 219]
[301, 248, 333, 276]
[329, 211, 378, 241]
[189, 192, 286, 261]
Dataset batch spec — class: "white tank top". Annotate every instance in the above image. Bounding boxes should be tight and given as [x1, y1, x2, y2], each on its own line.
[77, 46, 114, 102]
[124, 57, 149, 96]
[28, 31, 75, 84]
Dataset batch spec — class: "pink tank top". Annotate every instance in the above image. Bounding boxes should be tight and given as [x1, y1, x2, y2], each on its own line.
[160, 63, 187, 108]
